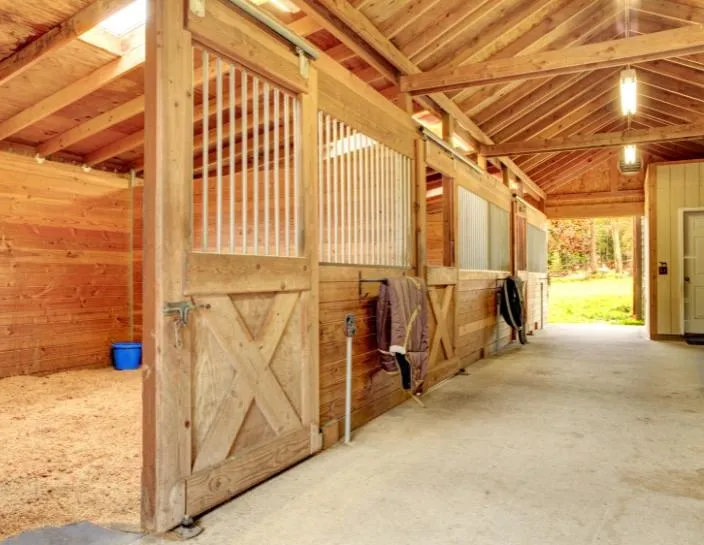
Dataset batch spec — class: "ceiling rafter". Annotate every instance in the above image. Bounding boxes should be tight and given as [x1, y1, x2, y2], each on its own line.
[0, 0, 135, 87]
[458, 7, 622, 117]
[482, 121, 704, 157]
[289, 0, 545, 198]
[0, 44, 144, 142]
[400, 25, 704, 94]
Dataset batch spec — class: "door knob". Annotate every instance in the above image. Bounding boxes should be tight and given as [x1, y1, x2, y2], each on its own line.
[685, 276, 691, 283]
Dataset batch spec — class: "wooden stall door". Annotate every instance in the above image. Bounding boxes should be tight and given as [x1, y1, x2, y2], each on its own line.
[183, 255, 317, 517]
[144, 0, 319, 531]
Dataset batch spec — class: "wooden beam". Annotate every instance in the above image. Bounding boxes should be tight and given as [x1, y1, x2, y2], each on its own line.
[482, 122, 704, 157]
[0, 0, 135, 87]
[0, 44, 144, 141]
[289, 0, 398, 83]
[400, 25, 704, 94]
[38, 96, 144, 157]
[546, 201, 645, 218]
[289, 0, 545, 199]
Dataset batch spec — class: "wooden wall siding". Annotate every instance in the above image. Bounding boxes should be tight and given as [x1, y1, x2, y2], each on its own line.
[425, 267, 458, 389]
[0, 152, 132, 377]
[319, 265, 412, 441]
[649, 161, 704, 336]
[525, 273, 549, 335]
[455, 271, 512, 365]
[545, 152, 648, 219]
[426, 196, 444, 267]
[133, 184, 143, 341]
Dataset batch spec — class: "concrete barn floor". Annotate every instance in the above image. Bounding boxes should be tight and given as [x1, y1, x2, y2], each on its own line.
[141, 325, 704, 545]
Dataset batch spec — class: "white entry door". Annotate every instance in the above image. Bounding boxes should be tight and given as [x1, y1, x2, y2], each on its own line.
[684, 211, 704, 334]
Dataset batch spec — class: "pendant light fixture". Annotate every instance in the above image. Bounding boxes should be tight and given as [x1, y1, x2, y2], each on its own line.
[623, 144, 637, 165]
[620, 68, 637, 116]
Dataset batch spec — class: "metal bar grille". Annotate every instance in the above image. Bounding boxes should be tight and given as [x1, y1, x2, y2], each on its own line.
[192, 47, 302, 257]
[317, 113, 412, 267]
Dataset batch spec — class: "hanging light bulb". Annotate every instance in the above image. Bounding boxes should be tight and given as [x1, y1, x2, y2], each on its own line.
[623, 144, 637, 165]
[620, 68, 637, 116]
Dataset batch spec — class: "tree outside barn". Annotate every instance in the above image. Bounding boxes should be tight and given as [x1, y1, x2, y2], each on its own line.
[547, 218, 641, 325]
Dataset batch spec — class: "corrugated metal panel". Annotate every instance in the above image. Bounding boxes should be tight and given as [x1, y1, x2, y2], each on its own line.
[527, 224, 548, 273]
[489, 204, 510, 271]
[458, 187, 489, 270]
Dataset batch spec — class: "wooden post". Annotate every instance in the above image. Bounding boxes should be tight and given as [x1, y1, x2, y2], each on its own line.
[510, 198, 518, 276]
[441, 111, 454, 146]
[300, 66, 321, 450]
[477, 154, 487, 172]
[442, 175, 454, 267]
[397, 92, 414, 115]
[414, 138, 426, 277]
[633, 215, 643, 321]
[142, 0, 193, 533]
[501, 164, 510, 188]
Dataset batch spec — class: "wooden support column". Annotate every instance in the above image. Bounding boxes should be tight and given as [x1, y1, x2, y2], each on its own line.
[477, 154, 487, 172]
[442, 175, 454, 267]
[633, 215, 644, 321]
[142, 0, 193, 533]
[300, 66, 321, 447]
[415, 138, 426, 278]
[441, 111, 455, 146]
[397, 92, 414, 115]
[510, 198, 518, 276]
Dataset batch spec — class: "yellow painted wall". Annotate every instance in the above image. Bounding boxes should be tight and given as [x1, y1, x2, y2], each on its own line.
[649, 161, 704, 336]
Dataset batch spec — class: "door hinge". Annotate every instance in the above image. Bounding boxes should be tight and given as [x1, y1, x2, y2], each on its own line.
[189, 0, 206, 17]
[163, 300, 210, 327]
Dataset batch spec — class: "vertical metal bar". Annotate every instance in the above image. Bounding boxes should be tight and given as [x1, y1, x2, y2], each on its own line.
[333, 119, 339, 263]
[353, 132, 359, 265]
[264, 83, 270, 256]
[285, 94, 291, 257]
[229, 65, 235, 254]
[393, 152, 398, 266]
[340, 122, 346, 263]
[242, 69, 248, 254]
[375, 144, 380, 265]
[294, 97, 301, 257]
[274, 88, 280, 257]
[346, 125, 352, 264]
[317, 111, 322, 260]
[382, 146, 388, 265]
[201, 50, 209, 251]
[216, 58, 223, 254]
[364, 143, 369, 265]
[253, 76, 259, 255]
[326, 115, 332, 263]
[405, 157, 412, 265]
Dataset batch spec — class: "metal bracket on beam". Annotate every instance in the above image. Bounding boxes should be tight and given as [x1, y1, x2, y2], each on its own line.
[297, 47, 310, 79]
[189, 0, 206, 17]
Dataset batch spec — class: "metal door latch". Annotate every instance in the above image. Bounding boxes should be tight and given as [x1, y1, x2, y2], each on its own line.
[163, 300, 210, 327]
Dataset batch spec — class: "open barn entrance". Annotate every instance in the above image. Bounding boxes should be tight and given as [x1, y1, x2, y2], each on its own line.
[548, 217, 644, 326]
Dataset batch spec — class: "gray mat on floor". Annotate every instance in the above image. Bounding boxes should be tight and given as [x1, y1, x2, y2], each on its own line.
[2, 522, 141, 545]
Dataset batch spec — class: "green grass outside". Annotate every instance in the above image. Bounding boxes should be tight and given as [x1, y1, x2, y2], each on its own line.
[549, 275, 643, 325]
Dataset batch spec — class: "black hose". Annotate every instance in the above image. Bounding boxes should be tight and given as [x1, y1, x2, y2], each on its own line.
[500, 276, 527, 345]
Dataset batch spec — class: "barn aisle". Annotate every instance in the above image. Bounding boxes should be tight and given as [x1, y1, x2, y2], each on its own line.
[139, 326, 704, 545]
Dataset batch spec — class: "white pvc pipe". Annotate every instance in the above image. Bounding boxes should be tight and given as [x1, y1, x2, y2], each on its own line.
[345, 335, 353, 444]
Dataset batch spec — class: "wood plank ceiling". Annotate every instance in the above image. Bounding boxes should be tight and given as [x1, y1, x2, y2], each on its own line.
[0, 0, 701, 197]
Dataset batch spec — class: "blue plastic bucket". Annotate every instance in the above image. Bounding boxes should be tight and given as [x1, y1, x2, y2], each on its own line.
[112, 342, 142, 370]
